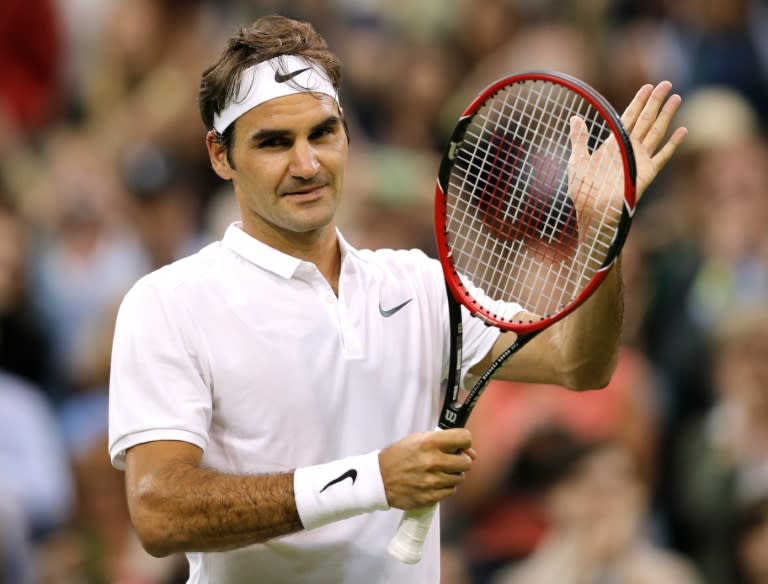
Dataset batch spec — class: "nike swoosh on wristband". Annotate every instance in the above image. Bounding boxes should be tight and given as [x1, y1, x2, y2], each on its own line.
[379, 298, 413, 318]
[274, 67, 311, 83]
[320, 469, 358, 492]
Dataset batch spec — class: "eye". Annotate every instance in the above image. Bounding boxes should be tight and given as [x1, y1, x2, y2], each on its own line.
[259, 137, 291, 149]
[310, 125, 336, 140]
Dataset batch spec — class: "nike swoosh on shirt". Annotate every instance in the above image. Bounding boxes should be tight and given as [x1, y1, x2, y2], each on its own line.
[320, 469, 358, 492]
[379, 298, 413, 318]
[274, 67, 311, 83]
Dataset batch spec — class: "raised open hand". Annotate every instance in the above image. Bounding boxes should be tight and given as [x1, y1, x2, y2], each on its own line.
[569, 82, 688, 208]
[619, 81, 688, 200]
[566, 81, 687, 247]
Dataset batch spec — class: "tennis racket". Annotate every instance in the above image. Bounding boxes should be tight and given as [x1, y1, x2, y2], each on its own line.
[387, 70, 637, 564]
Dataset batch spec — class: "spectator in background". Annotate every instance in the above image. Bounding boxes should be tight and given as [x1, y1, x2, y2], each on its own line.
[28, 127, 145, 402]
[602, 0, 768, 127]
[731, 495, 768, 584]
[0, 0, 62, 142]
[640, 87, 767, 421]
[76, 0, 220, 204]
[0, 370, 74, 584]
[448, 344, 662, 583]
[451, 0, 520, 74]
[0, 481, 31, 584]
[672, 309, 768, 584]
[339, 146, 437, 253]
[632, 87, 768, 563]
[119, 142, 210, 272]
[0, 188, 53, 390]
[491, 429, 700, 584]
[661, 0, 768, 123]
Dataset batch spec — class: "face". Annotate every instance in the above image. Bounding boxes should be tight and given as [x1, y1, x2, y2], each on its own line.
[207, 93, 348, 248]
[549, 444, 643, 532]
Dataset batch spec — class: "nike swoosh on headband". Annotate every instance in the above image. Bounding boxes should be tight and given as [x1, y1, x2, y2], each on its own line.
[213, 56, 337, 134]
[274, 67, 311, 83]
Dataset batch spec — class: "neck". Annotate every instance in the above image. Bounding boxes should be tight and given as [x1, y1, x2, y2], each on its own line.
[292, 229, 341, 295]
[242, 220, 342, 294]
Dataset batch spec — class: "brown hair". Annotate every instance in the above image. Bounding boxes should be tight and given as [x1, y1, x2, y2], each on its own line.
[199, 15, 342, 135]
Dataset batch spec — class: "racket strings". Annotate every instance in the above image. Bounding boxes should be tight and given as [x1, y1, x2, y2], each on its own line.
[445, 80, 626, 319]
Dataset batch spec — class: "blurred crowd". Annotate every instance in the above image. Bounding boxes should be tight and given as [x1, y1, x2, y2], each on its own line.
[1, 0, 768, 582]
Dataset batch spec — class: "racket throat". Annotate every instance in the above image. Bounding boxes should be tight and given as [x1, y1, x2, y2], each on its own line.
[438, 404, 463, 428]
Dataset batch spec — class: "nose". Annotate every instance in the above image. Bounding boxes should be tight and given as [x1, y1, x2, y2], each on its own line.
[289, 140, 320, 180]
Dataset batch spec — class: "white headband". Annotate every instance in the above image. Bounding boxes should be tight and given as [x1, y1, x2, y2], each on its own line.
[213, 55, 338, 134]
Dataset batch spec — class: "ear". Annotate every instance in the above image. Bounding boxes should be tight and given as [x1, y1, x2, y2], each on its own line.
[206, 131, 234, 180]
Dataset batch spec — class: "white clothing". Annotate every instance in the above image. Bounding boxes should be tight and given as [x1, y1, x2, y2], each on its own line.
[213, 55, 338, 133]
[108, 223, 502, 584]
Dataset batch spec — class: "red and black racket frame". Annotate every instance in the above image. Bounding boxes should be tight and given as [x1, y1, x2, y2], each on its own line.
[434, 71, 637, 430]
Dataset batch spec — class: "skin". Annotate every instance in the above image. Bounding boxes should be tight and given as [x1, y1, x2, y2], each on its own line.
[124, 83, 686, 557]
[208, 93, 348, 291]
[474, 81, 687, 389]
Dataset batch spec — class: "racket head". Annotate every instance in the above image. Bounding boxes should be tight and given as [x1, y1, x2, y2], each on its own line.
[435, 70, 636, 334]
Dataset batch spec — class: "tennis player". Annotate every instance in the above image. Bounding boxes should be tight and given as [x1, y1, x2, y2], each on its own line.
[108, 15, 686, 584]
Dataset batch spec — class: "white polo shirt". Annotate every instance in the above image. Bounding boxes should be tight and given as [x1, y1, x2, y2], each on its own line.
[108, 223, 501, 584]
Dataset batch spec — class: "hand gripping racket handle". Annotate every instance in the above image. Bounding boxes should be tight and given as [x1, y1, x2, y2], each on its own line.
[387, 504, 437, 564]
[387, 426, 444, 564]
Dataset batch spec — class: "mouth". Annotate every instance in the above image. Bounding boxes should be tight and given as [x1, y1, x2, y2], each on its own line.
[282, 184, 327, 198]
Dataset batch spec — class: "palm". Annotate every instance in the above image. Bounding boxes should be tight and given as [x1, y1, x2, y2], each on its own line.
[568, 81, 687, 238]
[567, 120, 625, 239]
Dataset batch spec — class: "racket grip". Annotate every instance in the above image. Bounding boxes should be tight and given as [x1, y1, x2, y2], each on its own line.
[387, 504, 437, 564]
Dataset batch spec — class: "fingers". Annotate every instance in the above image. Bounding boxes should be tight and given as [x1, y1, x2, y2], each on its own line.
[641, 90, 684, 155]
[620, 80, 687, 200]
[630, 82, 672, 140]
[569, 115, 590, 164]
[623, 81, 686, 152]
[620, 83, 655, 133]
[650, 125, 688, 170]
[408, 462, 469, 508]
[433, 428, 472, 453]
[430, 429, 473, 474]
[380, 429, 475, 509]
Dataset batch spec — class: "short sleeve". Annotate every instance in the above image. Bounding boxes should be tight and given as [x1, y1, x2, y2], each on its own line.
[108, 276, 212, 470]
[405, 248, 505, 384]
[458, 304, 504, 383]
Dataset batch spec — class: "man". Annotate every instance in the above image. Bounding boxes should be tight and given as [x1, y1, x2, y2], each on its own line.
[108, 14, 687, 583]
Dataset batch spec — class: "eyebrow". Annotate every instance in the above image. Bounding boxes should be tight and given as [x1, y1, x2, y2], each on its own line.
[248, 115, 341, 144]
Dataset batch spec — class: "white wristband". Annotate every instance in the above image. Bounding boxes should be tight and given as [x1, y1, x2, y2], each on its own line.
[293, 450, 390, 530]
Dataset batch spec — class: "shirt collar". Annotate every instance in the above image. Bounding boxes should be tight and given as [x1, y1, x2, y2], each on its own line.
[221, 222, 365, 279]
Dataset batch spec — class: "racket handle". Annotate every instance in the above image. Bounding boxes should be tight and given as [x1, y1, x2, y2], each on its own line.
[387, 504, 437, 564]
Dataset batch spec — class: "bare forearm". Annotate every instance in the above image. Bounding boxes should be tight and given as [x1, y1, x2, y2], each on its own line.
[478, 259, 623, 388]
[558, 257, 623, 388]
[129, 461, 302, 556]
